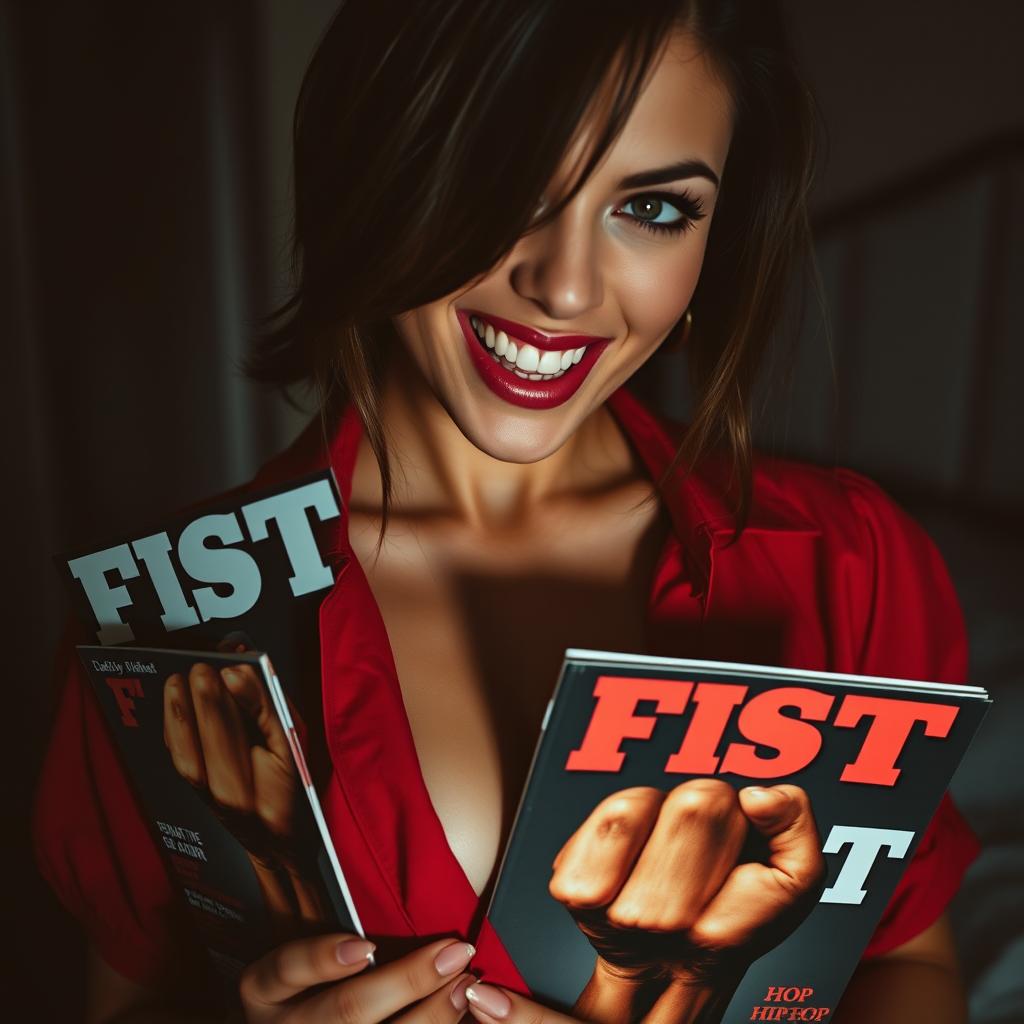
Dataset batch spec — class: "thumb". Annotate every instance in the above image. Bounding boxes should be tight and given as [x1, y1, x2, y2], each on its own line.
[738, 784, 824, 894]
[465, 983, 580, 1024]
[683, 785, 824, 950]
[738, 785, 802, 834]
[221, 663, 292, 763]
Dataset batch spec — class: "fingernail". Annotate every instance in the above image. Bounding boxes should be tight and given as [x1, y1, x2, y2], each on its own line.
[743, 786, 769, 795]
[336, 938, 376, 964]
[450, 973, 474, 1011]
[465, 982, 511, 1019]
[435, 941, 475, 976]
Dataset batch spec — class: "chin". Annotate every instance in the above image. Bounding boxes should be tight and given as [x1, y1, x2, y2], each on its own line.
[451, 398, 580, 465]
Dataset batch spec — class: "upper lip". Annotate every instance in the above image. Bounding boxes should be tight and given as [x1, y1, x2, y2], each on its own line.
[462, 309, 612, 352]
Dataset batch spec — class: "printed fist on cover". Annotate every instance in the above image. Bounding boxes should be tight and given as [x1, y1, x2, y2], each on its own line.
[163, 661, 326, 932]
[549, 779, 825, 1023]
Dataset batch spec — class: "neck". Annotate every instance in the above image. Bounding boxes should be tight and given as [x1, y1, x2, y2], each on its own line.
[348, 344, 634, 534]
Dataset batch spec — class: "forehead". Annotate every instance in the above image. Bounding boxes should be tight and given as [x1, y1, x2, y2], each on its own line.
[560, 30, 734, 192]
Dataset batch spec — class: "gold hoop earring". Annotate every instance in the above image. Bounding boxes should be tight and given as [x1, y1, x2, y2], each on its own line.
[680, 308, 693, 346]
[664, 308, 693, 353]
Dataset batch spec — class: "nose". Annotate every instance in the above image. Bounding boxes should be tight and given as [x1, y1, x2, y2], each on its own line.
[507, 202, 604, 321]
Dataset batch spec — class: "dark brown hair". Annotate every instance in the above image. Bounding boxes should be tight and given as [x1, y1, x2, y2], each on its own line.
[248, 0, 820, 543]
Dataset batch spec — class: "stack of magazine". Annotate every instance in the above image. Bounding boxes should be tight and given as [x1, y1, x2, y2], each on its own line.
[58, 471, 990, 1021]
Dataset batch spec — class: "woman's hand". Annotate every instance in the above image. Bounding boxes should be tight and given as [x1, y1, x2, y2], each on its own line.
[548, 780, 825, 1022]
[239, 933, 476, 1023]
[463, 982, 592, 1024]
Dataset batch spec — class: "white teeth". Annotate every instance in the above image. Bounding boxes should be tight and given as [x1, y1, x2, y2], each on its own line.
[469, 315, 594, 379]
[537, 349, 562, 374]
[491, 351, 568, 381]
[515, 344, 540, 372]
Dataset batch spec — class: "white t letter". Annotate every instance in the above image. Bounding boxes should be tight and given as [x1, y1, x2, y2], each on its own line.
[820, 824, 914, 905]
[241, 479, 339, 596]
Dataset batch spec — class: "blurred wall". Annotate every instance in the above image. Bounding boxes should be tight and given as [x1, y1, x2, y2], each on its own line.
[784, 0, 1024, 212]
[3, 2, 283, 1015]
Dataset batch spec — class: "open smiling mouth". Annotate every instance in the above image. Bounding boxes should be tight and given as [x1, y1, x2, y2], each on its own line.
[469, 315, 587, 381]
[456, 308, 612, 411]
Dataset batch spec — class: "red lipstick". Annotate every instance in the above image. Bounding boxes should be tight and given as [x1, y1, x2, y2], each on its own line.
[456, 308, 611, 411]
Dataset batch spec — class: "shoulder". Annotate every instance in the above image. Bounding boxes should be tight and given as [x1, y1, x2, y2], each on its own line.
[750, 450, 919, 543]
[654, 410, 966, 682]
[743, 448, 967, 684]
[654, 407, 915, 545]
[746, 449, 949, 582]
[250, 413, 334, 487]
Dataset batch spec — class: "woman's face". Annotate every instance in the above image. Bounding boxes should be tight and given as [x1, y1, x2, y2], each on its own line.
[392, 29, 734, 463]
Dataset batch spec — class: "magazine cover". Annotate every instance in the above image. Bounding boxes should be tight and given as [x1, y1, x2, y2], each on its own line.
[76, 644, 367, 982]
[487, 649, 991, 1023]
[57, 470, 342, 779]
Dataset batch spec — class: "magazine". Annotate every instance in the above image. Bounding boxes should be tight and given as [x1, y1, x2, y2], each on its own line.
[486, 649, 990, 1024]
[57, 469, 343, 785]
[76, 643, 367, 983]
[57, 471, 367, 982]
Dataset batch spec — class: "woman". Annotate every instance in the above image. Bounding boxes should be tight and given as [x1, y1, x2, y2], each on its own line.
[33, 1, 980, 1021]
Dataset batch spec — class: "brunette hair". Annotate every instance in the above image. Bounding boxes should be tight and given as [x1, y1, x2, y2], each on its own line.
[248, 0, 820, 542]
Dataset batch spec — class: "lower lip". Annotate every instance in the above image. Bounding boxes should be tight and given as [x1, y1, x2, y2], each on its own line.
[457, 310, 609, 411]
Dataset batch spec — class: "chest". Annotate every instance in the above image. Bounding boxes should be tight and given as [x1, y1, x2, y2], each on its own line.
[346, 497, 671, 901]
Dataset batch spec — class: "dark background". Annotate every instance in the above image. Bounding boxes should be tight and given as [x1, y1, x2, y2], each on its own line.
[4, 1, 1022, 1018]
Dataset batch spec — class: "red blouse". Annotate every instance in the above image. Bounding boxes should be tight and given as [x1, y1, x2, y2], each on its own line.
[33, 384, 981, 992]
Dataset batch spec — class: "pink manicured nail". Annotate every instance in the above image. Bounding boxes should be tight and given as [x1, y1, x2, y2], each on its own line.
[450, 973, 474, 1011]
[336, 938, 376, 964]
[465, 982, 512, 1019]
[434, 941, 475, 976]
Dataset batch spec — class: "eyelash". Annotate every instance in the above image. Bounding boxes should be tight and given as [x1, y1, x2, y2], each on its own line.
[615, 190, 707, 236]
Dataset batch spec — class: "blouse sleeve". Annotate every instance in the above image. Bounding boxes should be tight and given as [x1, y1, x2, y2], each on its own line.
[31, 622, 186, 987]
[835, 469, 981, 958]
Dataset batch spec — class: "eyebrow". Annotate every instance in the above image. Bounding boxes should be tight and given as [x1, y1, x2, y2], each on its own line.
[617, 160, 720, 190]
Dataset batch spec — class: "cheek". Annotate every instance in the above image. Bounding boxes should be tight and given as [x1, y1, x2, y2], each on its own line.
[614, 238, 708, 344]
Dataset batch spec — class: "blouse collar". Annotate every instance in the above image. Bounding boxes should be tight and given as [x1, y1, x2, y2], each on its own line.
[317, 382, 821, 608]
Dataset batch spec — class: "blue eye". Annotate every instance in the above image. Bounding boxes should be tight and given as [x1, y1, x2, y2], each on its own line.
[617, 190, 706, 236]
